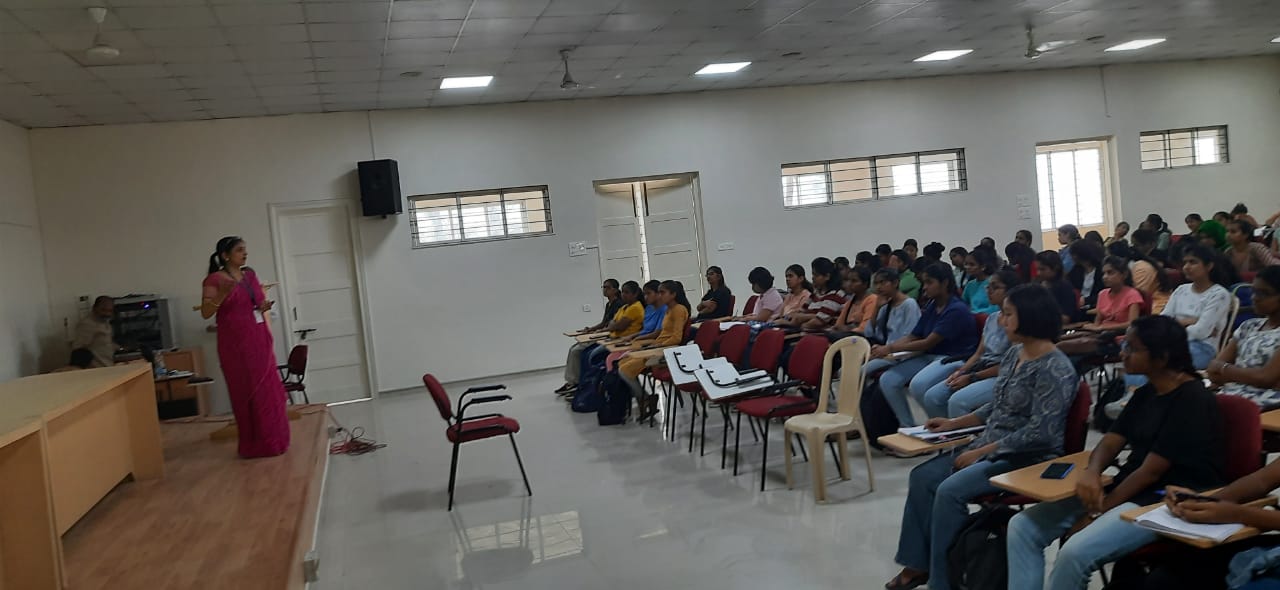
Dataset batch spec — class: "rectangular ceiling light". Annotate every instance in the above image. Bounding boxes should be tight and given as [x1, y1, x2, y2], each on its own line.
[913, 49, 973, 62]
[1272, 36, 1280, 43]
[440, 76, 493, 89]
[1105, 38, 1166, 51]
[695, 62, 750, 75]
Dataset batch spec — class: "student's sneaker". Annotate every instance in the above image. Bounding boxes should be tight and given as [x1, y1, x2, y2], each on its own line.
[555, 383, 576, 395]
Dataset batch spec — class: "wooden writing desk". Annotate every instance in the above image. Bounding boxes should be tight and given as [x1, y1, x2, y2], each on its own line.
[1120, 495, 1277, 549]
[877, 433, 974, 457]
[989, 451, 1110, 502]
[0, 365, 163, 589]
[1261, 409, 1280, 433]
[574, 332, 609, 343]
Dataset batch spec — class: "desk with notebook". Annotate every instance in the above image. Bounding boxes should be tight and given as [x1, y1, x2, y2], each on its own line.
[1121, 495, 1277, 548]
[876, 425, 984, 457]
[1262, 409, 1280, 433]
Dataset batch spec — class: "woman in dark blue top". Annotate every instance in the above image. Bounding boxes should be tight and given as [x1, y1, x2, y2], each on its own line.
[870, 262, 980, 427]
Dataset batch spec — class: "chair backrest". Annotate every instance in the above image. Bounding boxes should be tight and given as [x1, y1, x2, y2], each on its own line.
[423, 374, 453, 421]
[694, 320, 720, 356]
[729, 295, 737, 316]
[1138, 289, 1153, 316]
[743, 295, 759, 316]
[973, 313, 988, 334]
[682, 320, 694, 344]
[1232, 284, 1258, 329]
[749, 329, 786, 374]
[1166, 269, 1185, 285]
[787, 335, 830, 387]
[1217, 394, 1262, 481]
[1221, 296, 1241, 350]
[287, 344, 308, 376]
[816, 336, 871, 415]
[718, 324, 751, 366]
[1064, 379, 1092, 454]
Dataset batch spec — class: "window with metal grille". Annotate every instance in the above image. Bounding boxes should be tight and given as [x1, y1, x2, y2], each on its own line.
[1140, 125, 1228, 170]
[409, 186, 552, 247]
[780, 148, 966, 208]
[1036, 141, 1110, 232]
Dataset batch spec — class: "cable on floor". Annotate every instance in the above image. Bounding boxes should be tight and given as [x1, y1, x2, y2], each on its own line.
[329, 426, 385, 455]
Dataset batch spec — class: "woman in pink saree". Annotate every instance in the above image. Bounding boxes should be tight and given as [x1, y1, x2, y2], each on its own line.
[201, 236, 290, 458]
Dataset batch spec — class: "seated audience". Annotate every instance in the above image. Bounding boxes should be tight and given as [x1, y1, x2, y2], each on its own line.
[618, 281, 691, 419]
[1131, 228, 1168, 268]
[1086, 256, 1144, 331]
[1141, 213, 1173, 252]
[1109, 241, 1165, 299]
[949, 246, 969, 288]
[796, 257, 849, 331]
[1104, 221, 1130, 248]
[731, 267, 783, 322]
[1232, 202, 1261, 226]
[831, 266, 877, 335]
[616, 280, 667, 347]
[1198, 218, 1228, 250]
[570, 280, 645, 390]
[960, 247, 1000, 314]
[1168, 212, 1202, 264]
[1227, 219, 1280, 273]
[833, 256, 851, 279]
[856, 250, 878, 272]
[73, 295, 117, 368]
[1005, 241, 1036, 284]
[1208, 265, 1280, 408]
[921, 268, 1023, 418]
[1213, 210, 1232, 226]
[877, 243, 894, 269]
[886, 283, 1074, 590]
[921, 242, 945, 268]
[1067, 238, 1105, 310]
[1058, 224, 1082, 273]
[1084, 230, 1104, 246]
[1006, 315, 1225, 590]
[556, 279, 621, 394]
[871, 263, 978, 427]
[1035, 250, 1082, 324]
[694, 266, 732, 321]
[903, 239, 919, 262]
[980, 236, 997, 251]
[1163, 244, 1233, 369]
[781, 263, 813, 316]
[889, 249, 921, 299]
[862, 269, 922, 350]
[1015, 229, 1034, 248]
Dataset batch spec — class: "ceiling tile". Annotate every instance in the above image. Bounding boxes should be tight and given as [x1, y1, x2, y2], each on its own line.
[136, 27, 228, 47]
[317, 69, 381, 83]
[10, 9, 126, 33]
[387, 19, 464, 39]
[390, 0, 473, 22]
[190, 86, 259, 99]
[385, 38, 456, 54]
[529, 15, 604, 34]
[153, 46, 240, 63]
[223, 24, 310, 44]
[86, 64, 172, 79]
[304, 3, 390, 24]
[307, 22, 386, 41]
[315, 56, 383, 71]
[240, 59, 315, 74]
[212, 4, 306, 25]
[251, 71, 317, 86]
[256, 84, 319, 97]
[233, 43, 314, 59]
[463, 18, 536, 35]
[104, 77, 185, 92]
[543, 0, 621, 17]
[115, 6, 219, 28]
[470, 0, 551, 18]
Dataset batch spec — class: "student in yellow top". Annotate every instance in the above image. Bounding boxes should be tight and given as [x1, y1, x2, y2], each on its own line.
[609, 280, 646, 339]
[618, 280, 692, 421]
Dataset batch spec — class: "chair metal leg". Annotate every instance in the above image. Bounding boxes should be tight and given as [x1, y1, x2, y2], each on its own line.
[301, 388, 310, 404]
[784, 426, 795, 489]
[747, 415, 760, 442]
[286, 391, 295, 405]
[688, 393, 699, 453]
[699, 398, 708, 456]
[759, 419, 770, 492]
[859, 425, 876, 492]
[795, 433, 809, 462]
[720, 405, 731, 469]
[828, 438, 842, 476]
[447, 441, 461, 511]
[509, 434, 532, 498]
[733, 410, 743, 475]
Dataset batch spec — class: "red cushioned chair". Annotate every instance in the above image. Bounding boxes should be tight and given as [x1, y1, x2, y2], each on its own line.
[734, 334, 828, 490]
[278, 345, 309, 405]
[660, 320, 721, 448]
[742, 295, 759, 317]
[703, 324, 751, 464]
[424, 374, 531, 511]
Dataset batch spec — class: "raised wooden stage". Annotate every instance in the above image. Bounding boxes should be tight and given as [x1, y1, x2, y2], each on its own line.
[61, 405, 330, 590]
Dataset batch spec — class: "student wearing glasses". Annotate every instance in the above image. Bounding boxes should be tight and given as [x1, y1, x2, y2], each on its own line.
[1208, 266, 1280, 408]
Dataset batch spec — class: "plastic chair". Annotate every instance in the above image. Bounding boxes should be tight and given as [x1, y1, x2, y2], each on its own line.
[783, 336, 873, 502]
[278, 345, 309, 404]
[733, 334, 827, 490]
[1221, 296, 1240, 351]
[424, 374, 531, 511]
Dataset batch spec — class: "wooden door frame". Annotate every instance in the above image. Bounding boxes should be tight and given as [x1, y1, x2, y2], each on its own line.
[267, 199, 378, 402]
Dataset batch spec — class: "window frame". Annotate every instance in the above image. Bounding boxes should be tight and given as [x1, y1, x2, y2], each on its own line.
[1139, 125, 1229, 171]
[408, 185, 553, 249]
[779, 148, 967, 210]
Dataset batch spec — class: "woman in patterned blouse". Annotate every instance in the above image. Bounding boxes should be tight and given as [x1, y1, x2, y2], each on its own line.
[1209, 265, 1280, 408]
[885, 284, 1078, 590]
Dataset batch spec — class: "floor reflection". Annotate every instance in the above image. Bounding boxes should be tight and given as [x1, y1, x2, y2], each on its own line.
[451, 500, 584, 584]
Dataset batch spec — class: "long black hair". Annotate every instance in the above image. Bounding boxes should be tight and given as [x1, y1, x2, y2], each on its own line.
[1129, 315, 1198, 378]
[1109, 240, 1170, 292]
[660, 280, 692, 314]
[1101, 255, 1134, 287]
[811, 257, 836, 293]
[786, 263, 814, 293]
[620, 280, 641, 305]
[1182, 243, 1238, 287]
[921, 261, 960, 300]
[208, 236, 244, 274]
[1004, 241, 1035, 283]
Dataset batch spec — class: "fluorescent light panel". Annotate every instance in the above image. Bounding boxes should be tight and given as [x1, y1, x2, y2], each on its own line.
[914, 49, 973, 62]
[1272, 36, 1280, 43]
[440, 75, 493, 89]
[1105, 38, 1166, 51]
[695, 62, 750, 75]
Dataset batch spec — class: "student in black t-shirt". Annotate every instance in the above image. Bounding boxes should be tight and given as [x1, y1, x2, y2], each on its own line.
[694, 266, 733, 321]
[1006, 315, 1225, 590]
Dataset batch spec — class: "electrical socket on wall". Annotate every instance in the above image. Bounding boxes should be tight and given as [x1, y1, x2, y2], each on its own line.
[568, 241, 587, 257]
[716, 242, 734, 251]
[582, 304, 591, 312]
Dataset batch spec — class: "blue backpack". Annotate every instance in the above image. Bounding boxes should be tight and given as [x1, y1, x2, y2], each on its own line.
[571, 359, 607, 413]
[596, 371, 632, 426]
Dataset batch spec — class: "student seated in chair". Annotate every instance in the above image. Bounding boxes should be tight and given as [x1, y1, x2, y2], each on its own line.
[780, 263, 813, 317]
[861, 269, 921, 362]
[1162, 244, 1233, 370]
[830, 266, 877, 335]
[618, 281, 691, 421]
[1034, 250, 1081, 325]
[889, 249, 921, 299]
[949, 246, 969, 289]
[1071, 256, 1144, 333]
[920, 269, 1022, 418]
[871, 263, 978, 427]
[694, 266, 732, 321]
[1208, 265, 1280, 408]
[960, 246, 1000, 314]
[1226, 219, 1280, 275]
[774, 257, 842, 330]
[730, 267, 783, 323]
[1067, 239, 1105, 313]
[615, 280, 667, 348]
[555, 279, 621, 394]
[1005, 315, 1225, 590]
[886, 284, 1076, 590]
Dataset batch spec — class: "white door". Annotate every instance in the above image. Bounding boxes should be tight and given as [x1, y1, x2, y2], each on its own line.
[642, 177, 705, 303]
[594, 183, 643, 284]
[272, 202, 372, 404]
[1035, 139, 1117, 247]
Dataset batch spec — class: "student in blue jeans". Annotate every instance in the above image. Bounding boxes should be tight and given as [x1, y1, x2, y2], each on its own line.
[886, 284, 1077, 590]
[871, 263, 978, 427]
[1006, 315, 1226, 590]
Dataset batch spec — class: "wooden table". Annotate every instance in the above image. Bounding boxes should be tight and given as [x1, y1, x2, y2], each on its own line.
[574, 332, 609, 343]
[1120, 495, 1277, 549]
[989, 451, 1110, 502]
[0, 365, 163, 589]
[877, 433, 974, 457]
[1261, 409, 1280, 432]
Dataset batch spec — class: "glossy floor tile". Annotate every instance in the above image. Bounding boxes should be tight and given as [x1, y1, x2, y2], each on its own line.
[313, 369, 1102, 590]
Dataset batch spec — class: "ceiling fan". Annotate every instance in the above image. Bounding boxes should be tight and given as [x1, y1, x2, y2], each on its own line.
[85, 7, 120, 61]
[559, 48, 582, 90]
[1024, 24, 1078, 59]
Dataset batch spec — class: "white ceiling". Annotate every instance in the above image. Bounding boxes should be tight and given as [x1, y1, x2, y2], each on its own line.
[0, 0, 1276, 128]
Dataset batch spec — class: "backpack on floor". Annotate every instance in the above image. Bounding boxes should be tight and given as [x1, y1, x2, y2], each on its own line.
[1092, 376, 1127, 433]
[860, 379, 899, 451]
[947, 505, 1016, 590]
[571, 369, 605, 414]
[597, 371, 632, 426]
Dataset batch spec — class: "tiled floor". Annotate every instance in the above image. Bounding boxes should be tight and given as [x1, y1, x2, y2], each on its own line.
[312, 369, 1097, 590]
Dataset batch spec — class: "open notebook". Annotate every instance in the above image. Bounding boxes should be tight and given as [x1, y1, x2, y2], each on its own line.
[1134, 505, 1245, 543]
[898, 425, 985, 443]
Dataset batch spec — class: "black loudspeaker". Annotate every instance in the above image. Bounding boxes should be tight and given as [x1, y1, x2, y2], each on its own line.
[357, 159, 403, 217]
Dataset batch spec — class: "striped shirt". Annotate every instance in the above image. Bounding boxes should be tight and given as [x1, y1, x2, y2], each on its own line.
[807, 289, 849, 324]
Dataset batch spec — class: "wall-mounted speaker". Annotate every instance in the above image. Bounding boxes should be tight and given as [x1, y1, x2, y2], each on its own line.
[357, 159, 403, 217]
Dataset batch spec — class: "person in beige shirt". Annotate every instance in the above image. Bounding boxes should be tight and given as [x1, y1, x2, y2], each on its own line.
[72, 296, 117, 368]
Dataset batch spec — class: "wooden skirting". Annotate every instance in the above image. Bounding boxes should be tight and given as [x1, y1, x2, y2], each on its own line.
[61, 406, 330, 590]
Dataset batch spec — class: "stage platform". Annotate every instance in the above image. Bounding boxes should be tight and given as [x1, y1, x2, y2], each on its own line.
[61, 405, 330, 590]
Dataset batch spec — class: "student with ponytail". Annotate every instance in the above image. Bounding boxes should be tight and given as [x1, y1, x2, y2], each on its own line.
[617, 280, 691, 420]
[200, 236, 290, 458]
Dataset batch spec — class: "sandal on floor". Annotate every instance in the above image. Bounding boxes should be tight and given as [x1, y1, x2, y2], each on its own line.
[884, 571, 929, 590]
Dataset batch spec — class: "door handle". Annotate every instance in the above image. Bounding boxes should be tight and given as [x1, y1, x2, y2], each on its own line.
[295, 328, 316, 340]
[293, 307, 297, 321]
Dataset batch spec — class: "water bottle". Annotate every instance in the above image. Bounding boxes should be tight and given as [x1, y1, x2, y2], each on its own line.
[153, 349, 167, 377]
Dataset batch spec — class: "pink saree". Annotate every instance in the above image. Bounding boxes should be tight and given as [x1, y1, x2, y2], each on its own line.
[204, 268, 290, 458]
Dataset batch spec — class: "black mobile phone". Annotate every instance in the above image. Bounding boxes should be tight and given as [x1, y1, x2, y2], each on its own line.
[1173, 491, 1220, 504]
[1040, 463, 1074, 480]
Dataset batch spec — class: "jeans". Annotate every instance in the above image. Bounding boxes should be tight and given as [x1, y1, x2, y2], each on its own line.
[1007, 497, 1155, 590]
[910, 358, 966, 419]
[879, 354, 943, 427]
[921, 377, 998, 418]
[1125, 338, 1217, 388]
[564, 342, 591, 384]
[896, 452, 1013, 590]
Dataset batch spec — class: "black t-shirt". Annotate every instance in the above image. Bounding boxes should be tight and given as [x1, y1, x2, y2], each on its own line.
[602, 298, 623, 326]
[1045, 279, 1081, 323]
[696, 286, 732, 321]
[1109, 379, 1225, 505]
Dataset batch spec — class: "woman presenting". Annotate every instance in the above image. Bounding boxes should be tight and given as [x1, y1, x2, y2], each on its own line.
[201, 236, 290, 458]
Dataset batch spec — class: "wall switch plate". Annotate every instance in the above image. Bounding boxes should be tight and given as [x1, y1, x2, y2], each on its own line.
[716, 242, 734, 251]
[568, 241, 587, 257]
[1016, 194, 1032, 207]
[582, 304, 591, 312]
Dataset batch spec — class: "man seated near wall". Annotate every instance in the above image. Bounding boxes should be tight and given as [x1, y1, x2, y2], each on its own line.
[72, 296, 118, 368]
[51, 348, 95, 373]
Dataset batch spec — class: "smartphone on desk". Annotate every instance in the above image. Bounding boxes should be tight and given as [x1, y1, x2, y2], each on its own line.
[1040, 463, 1074, 480]
[1171, 490, 1219, 504]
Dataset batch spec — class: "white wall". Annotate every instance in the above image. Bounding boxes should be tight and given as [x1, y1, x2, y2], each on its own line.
[0, 120, 51, 381]
[29, 56, 1280, 394]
